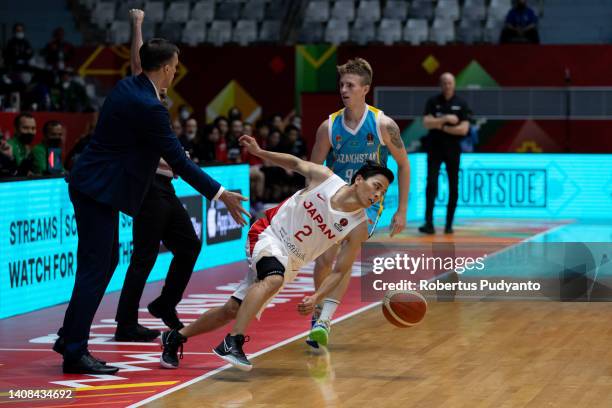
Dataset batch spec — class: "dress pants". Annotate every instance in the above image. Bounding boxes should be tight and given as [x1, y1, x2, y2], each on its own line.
[115, 175, 201, 326]
[61, 186, 119, 360]
[425, 143, 461, 228]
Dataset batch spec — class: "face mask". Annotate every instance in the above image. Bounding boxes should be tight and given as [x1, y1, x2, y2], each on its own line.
[180, 109, 190, 121]
[20, 72, 32, 85]
[186, 131, 196, 141]
[15, 32, 24, 40]
[19, 132, 35, 145]
[47, 139, 62, 148]
[62, 81, 70, 89]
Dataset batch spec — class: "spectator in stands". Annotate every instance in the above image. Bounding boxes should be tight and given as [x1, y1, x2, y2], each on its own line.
[280, 125, 307, 195]
[171, 118, 183, 137]
[8, 112, 36, 175]
[500, 0, 540, 44]
[226, 118, 244, 163]
[179, 117, 198, 158]
[65, 114, 97, 171]
[420, 72, 470, 235]
[31, 120, 65, 175]
[22, 70, 53, 111]
[281, 125, 307, 160]
[42, 27, 75, 71]
[260, 128, 288, 201]
[291, 114, 302, 130]
[0, 129, 17, 178]
[214, 116, 229, 140]
[270, 113, 285, 133]
[228, 106, 242, 122]
[3, 23, 33, 70]
[254, 120, 270, 148]
[243, 121, 253, 137]
[51, 70, 91, 112]
[266, 128, 283, 152]
[195, 124, 222, 163]
[178, 105, 191, 123]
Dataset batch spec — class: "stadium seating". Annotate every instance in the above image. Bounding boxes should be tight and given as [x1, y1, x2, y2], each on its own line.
[233, 19, 258, 45]
[403, 18, 428, 45]
[377, 18, 402, 45]
[325, 19, 350, 44]
[330, 0, 355, 21]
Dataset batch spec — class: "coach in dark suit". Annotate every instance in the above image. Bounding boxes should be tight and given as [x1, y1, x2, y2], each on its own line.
[54, 39, 249, 374]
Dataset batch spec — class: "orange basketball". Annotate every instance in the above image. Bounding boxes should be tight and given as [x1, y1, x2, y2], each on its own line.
[382, 290, 427, 328]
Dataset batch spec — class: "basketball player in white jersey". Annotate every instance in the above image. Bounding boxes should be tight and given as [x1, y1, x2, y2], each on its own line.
[160, 135, 394, 371]
[307, 58, 410, 347]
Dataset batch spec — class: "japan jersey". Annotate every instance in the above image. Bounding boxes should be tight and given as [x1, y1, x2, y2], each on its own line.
[248, 174, 367, 272]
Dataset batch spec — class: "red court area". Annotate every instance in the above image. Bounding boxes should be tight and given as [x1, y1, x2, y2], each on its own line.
[0, 260, 374, 408]
[0, 220, 558, 407]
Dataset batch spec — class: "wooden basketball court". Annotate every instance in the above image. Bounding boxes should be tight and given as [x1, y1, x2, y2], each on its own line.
[2, 219, 608, 408]
[148, 300, 612, 407]
[143, 220, 612, 408]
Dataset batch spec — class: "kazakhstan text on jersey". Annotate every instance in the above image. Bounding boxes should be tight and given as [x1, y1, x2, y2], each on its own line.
[326, 105, 388, 183]
[326, 105, 389, 236]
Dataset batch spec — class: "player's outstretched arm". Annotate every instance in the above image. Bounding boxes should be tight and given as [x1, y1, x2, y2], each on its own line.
[297, 222, 368, 315]
[381, 114, 410, 236]
[240, 135, 331, 184]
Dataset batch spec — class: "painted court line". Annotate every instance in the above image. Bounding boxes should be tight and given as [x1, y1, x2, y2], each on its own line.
[128, 301, 381, 408]
[0, 348, 213, 355]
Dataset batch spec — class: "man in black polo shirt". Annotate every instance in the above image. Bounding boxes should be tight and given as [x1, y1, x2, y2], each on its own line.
[419, 72, 470, 234]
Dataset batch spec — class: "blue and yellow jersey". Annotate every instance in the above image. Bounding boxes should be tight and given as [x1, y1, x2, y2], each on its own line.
[326, 104, 388, 183]
[326, 104, 389, 236]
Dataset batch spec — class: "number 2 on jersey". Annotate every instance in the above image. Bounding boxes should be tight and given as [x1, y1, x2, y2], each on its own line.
[294, 225, 313, 242]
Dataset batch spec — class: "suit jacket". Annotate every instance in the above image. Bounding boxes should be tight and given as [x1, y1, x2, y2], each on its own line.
[69, 73, 221, 216]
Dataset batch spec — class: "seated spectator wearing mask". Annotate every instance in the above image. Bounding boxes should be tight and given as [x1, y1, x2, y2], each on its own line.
[42, 27, 75, 71]
[52, 70, 91, 112]
[3, 23, 33, 70]
[500, 0, 539, 44]
[8, 112, 36, 175]
[31, 120, 65, 175]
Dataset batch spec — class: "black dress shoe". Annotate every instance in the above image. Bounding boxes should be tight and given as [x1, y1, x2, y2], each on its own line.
[53, 337, 106, 365]
[148, 300, 184, 330]
[418, 223, 435, 234]
[115, 323, 160, 342]
[63, 354, 119, 374]
[444, 226, 454, 234]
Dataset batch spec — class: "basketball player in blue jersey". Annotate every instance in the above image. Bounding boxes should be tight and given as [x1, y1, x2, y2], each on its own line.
[307, 58, 411, 347]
